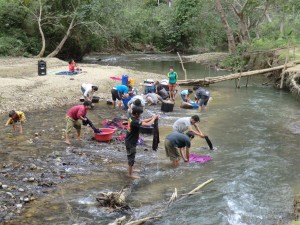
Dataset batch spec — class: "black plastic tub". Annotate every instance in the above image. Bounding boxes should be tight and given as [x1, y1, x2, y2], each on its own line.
[140, 126, 153, 134]
[161, 101, 174, 112]
[80, 96, 100, 103]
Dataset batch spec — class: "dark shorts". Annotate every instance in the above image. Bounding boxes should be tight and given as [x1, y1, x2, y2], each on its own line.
[111, 89, 121, 101]
[126, 144, 136, 166]
[197, 96, 210, 106]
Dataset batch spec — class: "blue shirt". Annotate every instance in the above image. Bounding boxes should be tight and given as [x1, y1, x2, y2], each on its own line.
[181, 90, 188, 96]
[115, 85, 129, 94]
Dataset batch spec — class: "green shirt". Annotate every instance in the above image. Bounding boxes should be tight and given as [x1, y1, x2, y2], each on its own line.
[168, 71, 178, 84]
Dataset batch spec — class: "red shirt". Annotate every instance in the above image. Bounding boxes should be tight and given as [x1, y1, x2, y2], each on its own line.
[69, 63, 75, 72]
[66, 105, 87, 120]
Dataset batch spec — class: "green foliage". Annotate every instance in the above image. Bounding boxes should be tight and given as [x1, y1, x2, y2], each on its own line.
[249, 38, 288, 51]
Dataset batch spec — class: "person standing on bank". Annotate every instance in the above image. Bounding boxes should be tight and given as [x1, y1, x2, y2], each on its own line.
[111, 84, 129, 109]
[125, 106, 159, 179]
[167, 65, 178, 101]
[81, 83, 98, 104]
[173, 115, 205, 138]
[193, 86, 211, 112]
[165, 131, 195, 167]
[65, 101, 91, 145]
[5, 110, 26, 134]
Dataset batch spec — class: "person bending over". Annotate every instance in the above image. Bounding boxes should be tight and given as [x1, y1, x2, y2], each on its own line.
[180, 89, 193, 102]
[193, 86, 211, 111]
[5, 110, 26, 134]
[172, 115, 205, 138]
[165, 131, 195, 167]
[125, 106, 159, 179]
[111, 84, 129, 109]
[65, 101, 91, 145]
[81, 83, 98, 103]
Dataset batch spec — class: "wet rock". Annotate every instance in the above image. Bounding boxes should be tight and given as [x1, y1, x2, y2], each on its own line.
[2, 184, 8, 189]
[16, 204, 22, 209]
[34, 132, 39, 136]
[22, 178, 28, 182]
[23, 197, 30, 202]
[18, 188, 25, 192]
[28, 177, 35, 182]
[30, 164, 37, 170]
[6, 192, 14, 198]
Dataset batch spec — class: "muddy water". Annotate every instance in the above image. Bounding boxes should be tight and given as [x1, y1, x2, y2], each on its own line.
[1, 56, 300, 225]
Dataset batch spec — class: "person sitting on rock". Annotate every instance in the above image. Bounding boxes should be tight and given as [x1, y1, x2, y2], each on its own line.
[5, 110, 26, 134]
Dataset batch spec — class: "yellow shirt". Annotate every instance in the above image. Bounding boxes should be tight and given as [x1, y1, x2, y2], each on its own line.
[5, 111, 26, 125]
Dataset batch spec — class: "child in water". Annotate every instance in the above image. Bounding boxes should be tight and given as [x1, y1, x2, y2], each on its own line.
[5, 110, 26, 134]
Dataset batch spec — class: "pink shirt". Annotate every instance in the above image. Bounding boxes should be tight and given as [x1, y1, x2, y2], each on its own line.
[66, 105, 87, 120]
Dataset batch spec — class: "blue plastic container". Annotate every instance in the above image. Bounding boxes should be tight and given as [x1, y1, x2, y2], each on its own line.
[122, 75, 129, 85]
[145, 85, 155, 94]
[122, 96, 133, 109]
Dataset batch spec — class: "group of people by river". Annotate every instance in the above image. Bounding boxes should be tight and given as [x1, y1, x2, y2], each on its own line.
[4, 65, 212, 179]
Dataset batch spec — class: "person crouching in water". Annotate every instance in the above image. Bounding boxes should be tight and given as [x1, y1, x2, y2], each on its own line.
[125, 106, 159, 179]
[180, 89, 193, 102]
[5, 110, 26, 134]
[65, 101, 91, 145]
[165, 131, 195, 167]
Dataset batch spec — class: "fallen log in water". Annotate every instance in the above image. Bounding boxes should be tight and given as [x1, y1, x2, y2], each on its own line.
[177, 60, 300, 86]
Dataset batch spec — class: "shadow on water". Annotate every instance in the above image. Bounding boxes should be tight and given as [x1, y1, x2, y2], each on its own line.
[1, 55, 300, 224]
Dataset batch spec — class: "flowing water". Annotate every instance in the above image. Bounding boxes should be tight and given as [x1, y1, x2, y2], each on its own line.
[2, 54, 300, 225]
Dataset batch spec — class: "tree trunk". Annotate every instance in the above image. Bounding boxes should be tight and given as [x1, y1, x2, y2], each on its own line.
[36, 0, 45, 57]
[232, 1, 251, 43]
[215, 0, 236, 53]
[46, 16, 75, 58]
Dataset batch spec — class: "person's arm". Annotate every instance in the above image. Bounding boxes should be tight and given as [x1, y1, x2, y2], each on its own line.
[141, 115, 158, 126]
[5, 118, 11, 126]
[188, 125, 204, 138]
[179, 147, 189, 162]
[79, 116, 87, 121]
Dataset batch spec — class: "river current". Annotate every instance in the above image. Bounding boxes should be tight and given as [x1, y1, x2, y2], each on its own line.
[1, 54, 300, 225]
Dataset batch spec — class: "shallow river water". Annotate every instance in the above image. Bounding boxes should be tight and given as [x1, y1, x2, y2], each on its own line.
[1, 54, 300, 225]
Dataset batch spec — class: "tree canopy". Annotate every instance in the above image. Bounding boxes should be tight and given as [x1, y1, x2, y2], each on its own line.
[0, 0, 299, 59]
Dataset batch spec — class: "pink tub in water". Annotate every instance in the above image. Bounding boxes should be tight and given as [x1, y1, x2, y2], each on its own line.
[94, 128, 116, 141]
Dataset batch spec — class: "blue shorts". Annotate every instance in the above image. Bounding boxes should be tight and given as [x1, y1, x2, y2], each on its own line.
[181, 94, 187, 102]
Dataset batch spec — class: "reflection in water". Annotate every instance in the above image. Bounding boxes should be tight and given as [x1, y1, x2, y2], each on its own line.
[2, 56, 300, 224]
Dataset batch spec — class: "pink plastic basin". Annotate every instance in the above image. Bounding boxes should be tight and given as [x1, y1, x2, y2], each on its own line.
[94, 128, 116, 141]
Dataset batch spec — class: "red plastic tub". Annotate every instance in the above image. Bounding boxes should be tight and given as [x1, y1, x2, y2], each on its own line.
[94, 128, 116, 141]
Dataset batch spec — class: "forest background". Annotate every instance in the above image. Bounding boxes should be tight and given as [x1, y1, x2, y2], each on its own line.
[1, 0, 300, 70]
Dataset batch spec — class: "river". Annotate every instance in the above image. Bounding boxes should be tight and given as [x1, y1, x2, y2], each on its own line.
[1, 54, 300, 225]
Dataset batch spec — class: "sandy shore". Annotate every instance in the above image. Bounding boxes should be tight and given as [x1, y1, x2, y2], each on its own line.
[0, 57, 165, 114]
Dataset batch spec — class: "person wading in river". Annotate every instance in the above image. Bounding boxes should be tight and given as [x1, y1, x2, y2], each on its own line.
[5, 110, 26, 134]
[165, 131, 195, 167]
[125, 106, 159, 179]
[172, 115, 205, 139]
[65, 101, 91, 145]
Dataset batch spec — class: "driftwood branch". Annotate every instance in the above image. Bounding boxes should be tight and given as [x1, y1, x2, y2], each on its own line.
[177, 52, 187, 80]
[181, 178, 214, 196]
[178, 60, 300, 86]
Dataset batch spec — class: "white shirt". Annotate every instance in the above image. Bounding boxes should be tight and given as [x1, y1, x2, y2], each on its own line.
[81, 83, 94, 98]
[172, 117, 191, 133]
